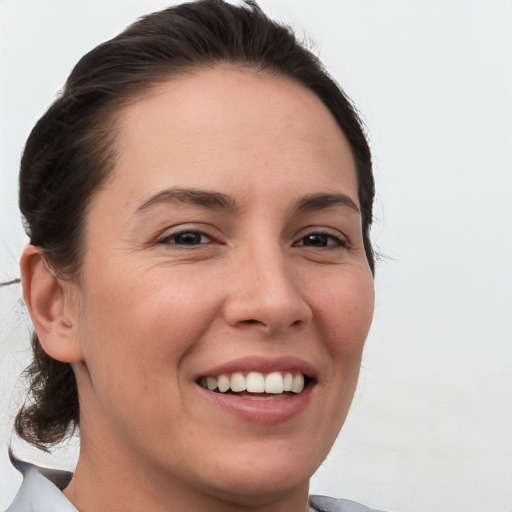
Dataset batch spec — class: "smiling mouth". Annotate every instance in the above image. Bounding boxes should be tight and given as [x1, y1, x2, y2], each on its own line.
[197, 371, 311, 399]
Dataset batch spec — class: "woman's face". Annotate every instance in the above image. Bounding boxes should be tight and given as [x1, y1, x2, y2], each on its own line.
[69, 68, 374, 505]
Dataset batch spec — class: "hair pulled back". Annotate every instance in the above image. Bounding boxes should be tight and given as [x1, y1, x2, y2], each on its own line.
[16, 0, 375, 450]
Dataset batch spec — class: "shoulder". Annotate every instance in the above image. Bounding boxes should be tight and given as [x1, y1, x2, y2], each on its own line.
[5, 458, 76, 512]
[310, 494, 389, 512]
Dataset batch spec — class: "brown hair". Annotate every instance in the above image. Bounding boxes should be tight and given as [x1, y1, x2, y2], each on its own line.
[16, 0, 375, 451]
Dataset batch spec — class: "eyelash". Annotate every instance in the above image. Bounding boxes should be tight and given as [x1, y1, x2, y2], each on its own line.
[157, 229, 346, 248]
[157, 230, 214, 246]
[294, 231, 347, 248]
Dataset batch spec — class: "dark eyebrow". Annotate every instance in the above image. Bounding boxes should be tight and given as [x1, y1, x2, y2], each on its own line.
[135, 187, 238, 213]
[295, 192, 360, 214]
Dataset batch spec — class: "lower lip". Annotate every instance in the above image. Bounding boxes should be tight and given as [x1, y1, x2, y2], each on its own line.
[196, 384, 314, 425]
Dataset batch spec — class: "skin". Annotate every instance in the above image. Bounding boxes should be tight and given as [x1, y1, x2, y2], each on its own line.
[22, 68, 374, 512]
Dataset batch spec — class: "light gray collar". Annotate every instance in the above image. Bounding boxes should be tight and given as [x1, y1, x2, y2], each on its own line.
[6, 458, 76, 512]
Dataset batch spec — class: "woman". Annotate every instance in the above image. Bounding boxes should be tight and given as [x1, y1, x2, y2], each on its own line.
[6, 1, 382, 511]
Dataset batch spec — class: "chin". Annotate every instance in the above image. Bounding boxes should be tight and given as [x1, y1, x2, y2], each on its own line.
[200, 463, 312, 507]
[190, 438, 325, 504]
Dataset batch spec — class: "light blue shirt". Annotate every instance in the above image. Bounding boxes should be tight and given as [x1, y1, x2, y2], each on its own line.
[5, 459, 386, 512]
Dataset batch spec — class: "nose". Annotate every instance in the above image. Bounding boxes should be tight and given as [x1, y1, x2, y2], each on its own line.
[222, 243, 313, 335]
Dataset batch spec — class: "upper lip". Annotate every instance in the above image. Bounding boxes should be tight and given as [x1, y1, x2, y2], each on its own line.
[197, 355, 317, 379]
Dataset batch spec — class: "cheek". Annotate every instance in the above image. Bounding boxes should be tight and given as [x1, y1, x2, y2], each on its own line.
[77, 266, 221, 375]
[73, 270, 222, 432]
[312, 269, 374, 363]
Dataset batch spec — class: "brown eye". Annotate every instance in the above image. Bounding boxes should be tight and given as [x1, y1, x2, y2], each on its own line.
[160, 231, 212, 246]
[302, 234, 330, 247]
[296, 233, 345, 248]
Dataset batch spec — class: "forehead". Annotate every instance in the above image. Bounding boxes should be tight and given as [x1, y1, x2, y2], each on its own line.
[103, 67, 358, 208]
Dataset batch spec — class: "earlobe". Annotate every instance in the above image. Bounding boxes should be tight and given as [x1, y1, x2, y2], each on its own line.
[20, 245, 84, 363]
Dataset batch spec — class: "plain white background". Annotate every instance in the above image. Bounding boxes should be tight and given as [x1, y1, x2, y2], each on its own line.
[1, 1, 511, 511]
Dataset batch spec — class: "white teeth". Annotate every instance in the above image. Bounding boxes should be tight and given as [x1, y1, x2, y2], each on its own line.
[199, 371, 307, 395]
[206, 377, 218, 391]
[230, 372, 246, 392]
[283, 372, 293, 392]
[265, 372, 284, 394]
[246, 372, 265, 393]
[291, 374, 305, 393]
[217, 374, 230, 393]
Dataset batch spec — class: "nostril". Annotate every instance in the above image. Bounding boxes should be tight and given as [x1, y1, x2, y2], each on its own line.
[239, 318, 304, 331]
[244, 319, 264, 326]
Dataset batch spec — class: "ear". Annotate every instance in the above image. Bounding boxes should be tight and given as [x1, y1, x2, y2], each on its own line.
[20, 245, 84, 363]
